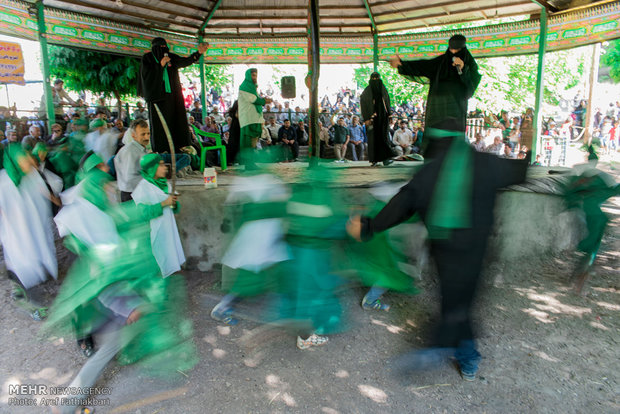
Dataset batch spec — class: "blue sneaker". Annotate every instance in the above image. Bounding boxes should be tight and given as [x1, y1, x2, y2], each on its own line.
[361, 296, 391, 312]
[460, 367, 477, 381]
[210, 304, 239, 326]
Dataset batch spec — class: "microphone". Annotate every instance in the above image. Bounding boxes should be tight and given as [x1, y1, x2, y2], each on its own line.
[452, 57, 462, 75]
[164, 52, 171, 67]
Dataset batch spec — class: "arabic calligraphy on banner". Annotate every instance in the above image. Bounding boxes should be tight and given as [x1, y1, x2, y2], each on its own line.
[0, 41, 24, 85]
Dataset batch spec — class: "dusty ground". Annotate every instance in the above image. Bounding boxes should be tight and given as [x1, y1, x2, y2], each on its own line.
[0, 158, 618, 414]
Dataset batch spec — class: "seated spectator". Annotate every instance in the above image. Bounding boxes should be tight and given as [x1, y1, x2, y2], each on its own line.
[392, 120, 413, 158]
[21, 124, 46, 151]
[471, 132, 486, 152]
[485, 136, 503, 155]
[347, 116, 366, 161]
[210, 106, 225, 125]
[295, 119, 309, 146]
[46, 123, 66, 147]
[2, 128, 18, 146]
[265, 116, 281, 143]
[318, 121, 331, 158]
[190, 100, 203, 124]
[259, 122, 272, 149]
[95, 97, 111, 120]
[500, 144, 516, 159]
[278, 119, 298, 161]
[203, 116, 220, 135]
[132, 101, 149, 121]
[412, 125, 423, 153]
[331, 116, 350, 163]
[188, 115, 203, 131]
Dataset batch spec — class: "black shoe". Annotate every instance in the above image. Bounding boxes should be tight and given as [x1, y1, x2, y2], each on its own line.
[77, 336, 95, 358]
[383, 159, 394, 166]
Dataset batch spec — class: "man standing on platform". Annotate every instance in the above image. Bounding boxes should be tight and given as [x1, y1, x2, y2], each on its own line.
[238, 68, 272, 168]
[138, 38, 208, 153]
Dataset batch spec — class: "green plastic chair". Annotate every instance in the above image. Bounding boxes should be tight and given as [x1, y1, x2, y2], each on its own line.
[191, 125, 227, 171]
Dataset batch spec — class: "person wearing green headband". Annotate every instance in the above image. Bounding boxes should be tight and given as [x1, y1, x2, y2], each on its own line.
[32, 142, 63, 199]
[0, 143, 58, 320]
[131, 153, 185, 277]
[85, 117, 117, 165]
[49, 151, 195, 414]
[563, 145, 619, 293]
[238, 68, 273, 169]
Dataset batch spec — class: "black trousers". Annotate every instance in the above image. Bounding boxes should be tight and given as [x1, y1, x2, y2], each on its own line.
[120, 191, 133, 202]
[282, 140, 299, 160]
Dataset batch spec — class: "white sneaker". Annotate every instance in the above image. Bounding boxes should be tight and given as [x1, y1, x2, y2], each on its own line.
[296, 333, 329, 350]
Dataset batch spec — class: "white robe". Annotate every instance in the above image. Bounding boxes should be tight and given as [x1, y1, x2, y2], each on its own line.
[220, 174, 291, 273]
[0, 170, 57, 289]
[131, 179, 185, 277]
[85, 130, 118, 164]
[55, 188, 120, 263]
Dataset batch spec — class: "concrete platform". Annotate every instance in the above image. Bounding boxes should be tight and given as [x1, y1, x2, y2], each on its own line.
[172, 160, 584, 272]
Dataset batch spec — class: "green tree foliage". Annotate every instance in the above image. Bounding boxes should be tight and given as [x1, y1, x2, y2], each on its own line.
[359, 48, 588, 114]
[353, 62, 429, 107]
[601, 38, 620, 83]
[179, 64, 232, 94]
[49, 45, 140, 114]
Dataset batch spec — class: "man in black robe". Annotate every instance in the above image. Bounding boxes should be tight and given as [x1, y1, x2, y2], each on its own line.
[138, 38, 208, 153]
[390, 34, 481, 153]
[348, 133, 530, 381]
[360, 72, 395, 166]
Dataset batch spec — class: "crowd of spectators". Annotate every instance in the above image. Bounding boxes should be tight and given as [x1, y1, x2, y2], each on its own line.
[2, 80, 618, 167]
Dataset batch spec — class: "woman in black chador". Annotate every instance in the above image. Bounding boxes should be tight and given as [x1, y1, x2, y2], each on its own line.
[360, 72, 395, 166]
[138, 37, 208, 152]
[390, 34, 481, 156]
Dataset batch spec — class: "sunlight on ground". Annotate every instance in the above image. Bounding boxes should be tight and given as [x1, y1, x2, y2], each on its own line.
[203, 334, 217, 345]
[515, 287, 592, 323]
[405, 319, 418, 328]
[533, 351, 561, 363]
[212, 349, 227, 359]
[592, 287, 620, 294]
[334, 370, 349, 378]
[589, 321, 609, 331]
[265, 374, 296, 407]
[321, 408, 340, 414]
[358, 384, 388, 404]
[1, 377, 22, 404]
[370, 318, 405, 334]
[596, 301, 620, 311]
[216, 326, 231, 336]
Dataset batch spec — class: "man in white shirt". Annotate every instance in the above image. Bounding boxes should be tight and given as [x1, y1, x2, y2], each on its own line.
[265, 116, 281, 143]
[114, 119, 150, 202]
[392, 119, 414, 158]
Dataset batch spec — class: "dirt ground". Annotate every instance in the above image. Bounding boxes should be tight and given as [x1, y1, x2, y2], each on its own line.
[0, 160, 618, 414]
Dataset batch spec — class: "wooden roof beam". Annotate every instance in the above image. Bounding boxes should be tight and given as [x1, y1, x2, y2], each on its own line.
[102, 0, 203, 23]
[530, 0, 559, 13]
[380, 10, 539, 34]
[373, 0, 473, 18]
[53, 0, 201, 29]
[376, 1, 535, 27]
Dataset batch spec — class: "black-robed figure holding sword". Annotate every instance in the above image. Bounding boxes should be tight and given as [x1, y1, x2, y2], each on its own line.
[138, 38, 209, 153]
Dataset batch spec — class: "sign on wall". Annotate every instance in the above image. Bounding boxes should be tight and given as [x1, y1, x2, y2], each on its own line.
[0, 40, 25, 85]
